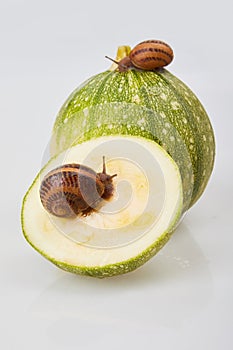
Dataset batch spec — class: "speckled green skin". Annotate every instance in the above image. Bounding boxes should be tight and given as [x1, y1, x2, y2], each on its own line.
[51, 68, 215, 210]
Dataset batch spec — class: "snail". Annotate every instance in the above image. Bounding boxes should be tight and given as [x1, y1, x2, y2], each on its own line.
[39, 157, 117, 218]
[106, 39, 174, 72]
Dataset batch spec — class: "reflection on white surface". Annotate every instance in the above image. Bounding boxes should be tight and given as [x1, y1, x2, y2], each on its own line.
[2, 189, 233, 350]
[27, 223, 213, 334]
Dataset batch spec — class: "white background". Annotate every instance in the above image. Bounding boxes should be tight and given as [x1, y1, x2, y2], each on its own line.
[1, 0, 233, 349]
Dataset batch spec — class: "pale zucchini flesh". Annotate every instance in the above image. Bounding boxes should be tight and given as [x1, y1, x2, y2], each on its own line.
[22, 135, 183, 277]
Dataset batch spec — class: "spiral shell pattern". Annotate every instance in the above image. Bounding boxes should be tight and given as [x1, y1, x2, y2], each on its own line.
[39, 164, 105, 218]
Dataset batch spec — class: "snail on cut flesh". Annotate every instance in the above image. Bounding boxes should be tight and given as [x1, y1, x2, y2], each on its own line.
[39, 157, 117, 218]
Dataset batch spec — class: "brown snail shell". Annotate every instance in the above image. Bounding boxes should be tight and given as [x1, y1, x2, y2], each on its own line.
[106, 39, 174, 72]
[39, 158, 117, 218]
[129, 40, 174, 70]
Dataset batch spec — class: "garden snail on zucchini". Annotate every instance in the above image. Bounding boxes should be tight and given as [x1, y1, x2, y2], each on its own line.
[39, 157, 117, 218]
[106, 39, 174, 72]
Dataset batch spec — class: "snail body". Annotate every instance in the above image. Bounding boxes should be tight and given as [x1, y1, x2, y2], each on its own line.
[106, 39, 174, 72]
[116, 56, 133, 72]
[40, 158, 117, 218]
